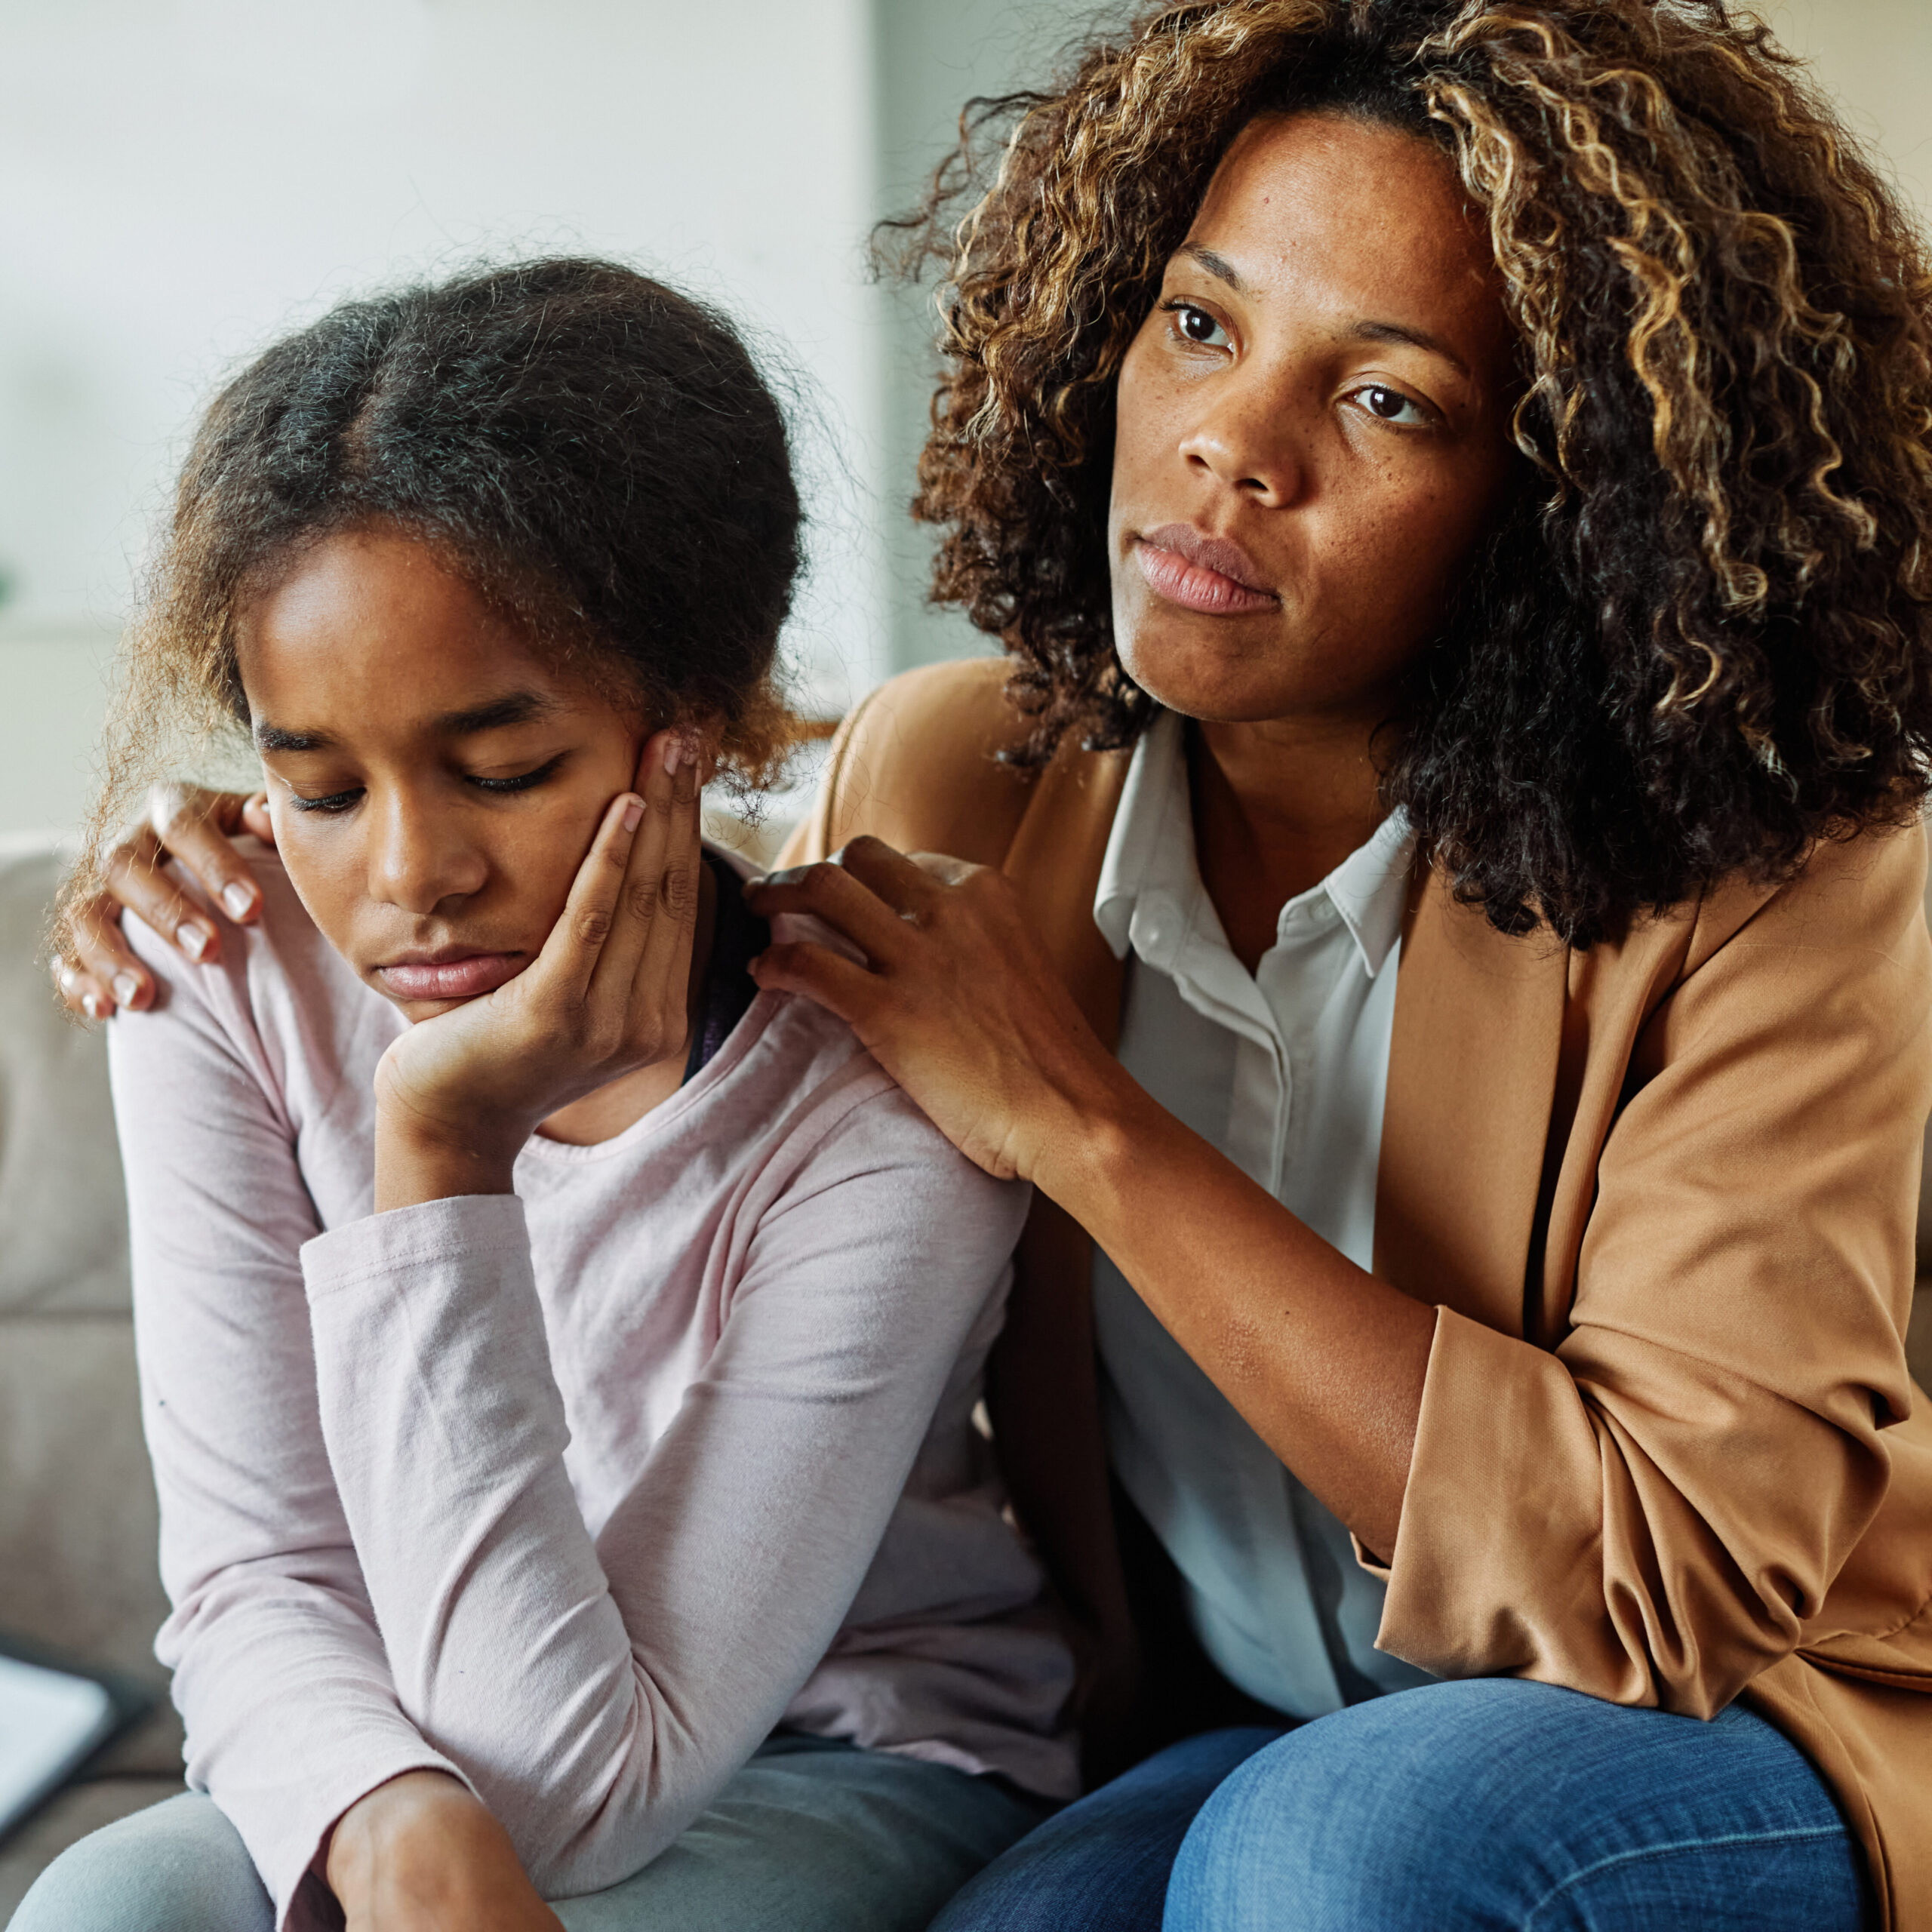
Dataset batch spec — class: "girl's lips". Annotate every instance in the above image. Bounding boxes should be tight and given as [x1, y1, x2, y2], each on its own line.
[1134, 537, 1279, 615]
[375, 952, 525, 1001]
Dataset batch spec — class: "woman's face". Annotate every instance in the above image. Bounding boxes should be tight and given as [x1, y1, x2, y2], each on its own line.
[1109, 110, 1521, 729]
[235, 528, 645, 1022]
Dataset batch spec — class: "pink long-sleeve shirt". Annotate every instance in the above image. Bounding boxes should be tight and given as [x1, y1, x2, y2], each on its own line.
[109, 847, 1075, 1930]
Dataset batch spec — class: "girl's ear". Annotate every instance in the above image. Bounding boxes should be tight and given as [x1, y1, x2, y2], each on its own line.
[685, 711, 726, 788]
[631, 715, 723, 789]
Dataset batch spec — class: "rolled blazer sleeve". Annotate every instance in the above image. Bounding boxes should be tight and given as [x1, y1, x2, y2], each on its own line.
[1375, 826, 1932, 1714]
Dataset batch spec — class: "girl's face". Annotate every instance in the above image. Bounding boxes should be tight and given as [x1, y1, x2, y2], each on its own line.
[236, 528, 646, 1022]
[1108, 110, 1521, 731]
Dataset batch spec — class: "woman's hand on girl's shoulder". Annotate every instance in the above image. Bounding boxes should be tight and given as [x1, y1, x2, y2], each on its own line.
[54, 783, 275, 1019]
[372, 729, 704, 1212]
[744, 835, 1134, 1189]
[325, 1770, 564, 1932]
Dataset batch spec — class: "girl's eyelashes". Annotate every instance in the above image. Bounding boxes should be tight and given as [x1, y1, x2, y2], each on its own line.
[1160, 298, 1231, 349]
[286, 785, 362, 816]
[279, 752, 570, 815]
[466, 751, 568, 795]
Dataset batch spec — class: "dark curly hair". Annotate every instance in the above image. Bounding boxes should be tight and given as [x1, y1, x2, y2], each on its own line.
[75, 256, 802, 902]
[895, 0, 1932, 943]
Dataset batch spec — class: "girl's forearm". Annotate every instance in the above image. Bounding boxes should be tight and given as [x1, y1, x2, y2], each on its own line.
[374, 1105, 520, 1214]
[1036, 1067, 1434, 1560]
[327, 1770, 561, 1931]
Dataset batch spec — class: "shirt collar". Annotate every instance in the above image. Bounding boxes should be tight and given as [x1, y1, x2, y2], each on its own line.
[1092, 709, 1414, 981]
[1094, 710, 1195, 963]
[1315, 808, 1414, 980]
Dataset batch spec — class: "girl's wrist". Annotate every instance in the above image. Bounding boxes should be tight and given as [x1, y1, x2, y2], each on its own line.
[374, 1106, 523, 1214]
[325, 1770, 489, 1914]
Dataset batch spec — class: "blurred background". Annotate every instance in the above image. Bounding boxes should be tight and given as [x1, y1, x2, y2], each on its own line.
[0, 0, 1928, 840]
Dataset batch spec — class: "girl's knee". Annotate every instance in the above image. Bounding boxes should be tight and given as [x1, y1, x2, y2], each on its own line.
[11, 1792, 272, 1932]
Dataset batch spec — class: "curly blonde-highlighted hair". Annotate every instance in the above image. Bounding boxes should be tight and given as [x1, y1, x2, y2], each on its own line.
[897, 0, 1932, 943]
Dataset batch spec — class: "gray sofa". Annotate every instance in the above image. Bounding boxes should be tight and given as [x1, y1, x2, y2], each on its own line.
[5, 829, 1932, 1919]
[0, 837, 185, 1921]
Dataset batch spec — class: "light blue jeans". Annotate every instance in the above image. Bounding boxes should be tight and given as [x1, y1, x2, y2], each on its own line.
[932, 1678, 1871, 1930]
[11, 1733, 1050, 1932]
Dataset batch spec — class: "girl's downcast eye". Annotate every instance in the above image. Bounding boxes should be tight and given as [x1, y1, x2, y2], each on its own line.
[288, 788, 361, 815]
[469, 753, 568, 795]
[285, 755, 565, 817]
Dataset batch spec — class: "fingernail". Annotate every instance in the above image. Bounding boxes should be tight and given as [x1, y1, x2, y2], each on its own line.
[177, 923, 209, 962]
[222, 881, 254, 920]
[662, 736, 686, 776]
[621, 796, 643, 832]
[82, 992, 103, 1021]
[112, 971, 140, 1006]
[743, 874, 767, 892]
[58, 963, 78, 995]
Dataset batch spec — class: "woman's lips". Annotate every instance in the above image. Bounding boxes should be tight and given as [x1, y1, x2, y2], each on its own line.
[1134, 529, 1278, 615]
[374, 952, 525, 1002]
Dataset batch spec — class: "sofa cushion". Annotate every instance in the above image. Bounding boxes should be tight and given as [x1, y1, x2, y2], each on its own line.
[0, 836, 129, 1319]
[0, 1316, 180, 1777]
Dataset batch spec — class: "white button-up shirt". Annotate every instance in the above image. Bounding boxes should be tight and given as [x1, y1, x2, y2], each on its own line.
[1090, 709, 1435, 1717]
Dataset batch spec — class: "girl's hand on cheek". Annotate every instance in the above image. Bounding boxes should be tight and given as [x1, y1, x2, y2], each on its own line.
[372, 729, 703, 1212]
[743, 836, 1134, 1189]
[326, 1772, 563, 1932]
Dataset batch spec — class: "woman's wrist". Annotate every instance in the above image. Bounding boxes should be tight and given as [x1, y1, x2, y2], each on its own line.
[1025, 1046, 1160, 1209]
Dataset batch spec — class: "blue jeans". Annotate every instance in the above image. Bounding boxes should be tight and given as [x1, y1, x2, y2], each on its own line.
[930, 1679, 1871, 1930]
[11, 1734, 1048, 1932]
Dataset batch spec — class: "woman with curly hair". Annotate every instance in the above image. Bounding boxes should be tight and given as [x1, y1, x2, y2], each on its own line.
[59, 1, 1932, 1927]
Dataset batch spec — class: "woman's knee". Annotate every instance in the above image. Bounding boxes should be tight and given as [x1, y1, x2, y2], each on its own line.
[10, 1792, 272, 1932]
[1164, 1679, 1860, 1932]
[1166, 1689, 1507, 1929]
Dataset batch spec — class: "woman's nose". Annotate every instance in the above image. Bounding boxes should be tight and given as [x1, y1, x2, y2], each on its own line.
[368, 793, 487, 915]
[1178, 376, 1306, 508]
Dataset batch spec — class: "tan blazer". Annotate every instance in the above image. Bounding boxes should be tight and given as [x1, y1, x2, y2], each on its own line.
[779, 657, 1932, 1928]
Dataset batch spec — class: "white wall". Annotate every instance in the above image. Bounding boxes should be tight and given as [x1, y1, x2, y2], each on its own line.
[0, 0, 883, 833]
[869, 0, 1100, 673]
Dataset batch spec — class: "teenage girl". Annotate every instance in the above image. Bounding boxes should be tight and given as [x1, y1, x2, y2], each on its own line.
[17, 258, 1072, 1932]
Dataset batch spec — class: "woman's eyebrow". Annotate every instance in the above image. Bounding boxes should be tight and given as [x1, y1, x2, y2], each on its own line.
[1346, 318, 1472, 380]
[1179, 242, 1246, 292]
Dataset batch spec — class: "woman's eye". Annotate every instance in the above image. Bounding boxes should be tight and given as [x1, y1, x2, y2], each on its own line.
[1352, 384, 1432, 428]
[1163, 300, 1229, 349]
[467, 752, 567, 795]
[287, 787, 361, 815]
